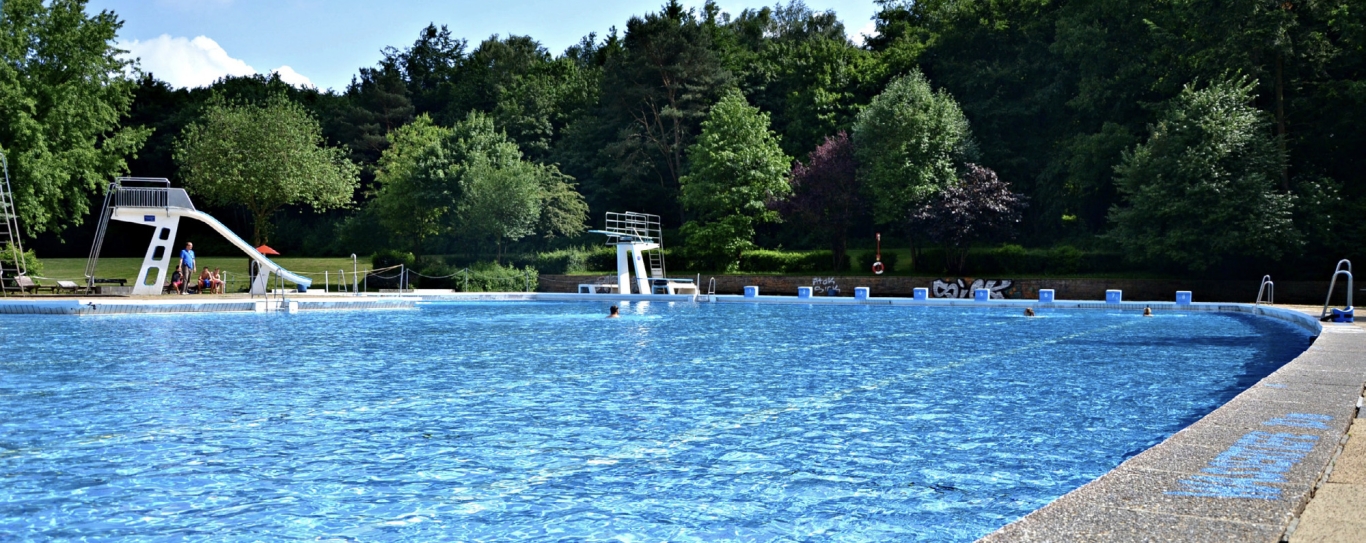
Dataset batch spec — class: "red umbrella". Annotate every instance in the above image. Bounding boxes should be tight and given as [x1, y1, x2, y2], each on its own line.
[255, 245, 280, 256]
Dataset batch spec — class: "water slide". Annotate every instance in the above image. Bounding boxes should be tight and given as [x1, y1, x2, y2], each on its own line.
[97, 182, 312, 295]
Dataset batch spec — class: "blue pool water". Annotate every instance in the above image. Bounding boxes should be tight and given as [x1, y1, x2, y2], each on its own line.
[0, 303, 1311, 541]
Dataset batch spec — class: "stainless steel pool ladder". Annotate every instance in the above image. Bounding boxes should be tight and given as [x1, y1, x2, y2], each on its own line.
[1256, 275, 1274, 305]
[1321, 259, 1353, 318]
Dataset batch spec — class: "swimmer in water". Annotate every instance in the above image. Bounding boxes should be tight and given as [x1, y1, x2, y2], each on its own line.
[1143, 306, 1153, 317]
[1024, 307, 1036, 317]
[608, 305, 620, 318]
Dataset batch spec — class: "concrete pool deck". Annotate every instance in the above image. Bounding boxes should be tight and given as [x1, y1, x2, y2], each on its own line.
[0, 293, 417, 314]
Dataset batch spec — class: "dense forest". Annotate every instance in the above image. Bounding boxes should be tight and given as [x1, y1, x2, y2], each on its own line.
[5, 0, 1365, 279]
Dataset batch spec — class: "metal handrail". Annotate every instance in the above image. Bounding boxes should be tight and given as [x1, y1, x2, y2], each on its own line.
[707, 277, 716, 295]
[1256, 275, 1274, 305]
[1322, 260, 1354, 318]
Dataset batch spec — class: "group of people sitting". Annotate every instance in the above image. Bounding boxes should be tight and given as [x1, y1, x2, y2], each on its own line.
[167, 241, 225, 295]
[170, 266, 225, 295]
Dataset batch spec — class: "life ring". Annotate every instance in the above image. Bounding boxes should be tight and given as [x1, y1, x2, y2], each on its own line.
[872, 261, 884, 275]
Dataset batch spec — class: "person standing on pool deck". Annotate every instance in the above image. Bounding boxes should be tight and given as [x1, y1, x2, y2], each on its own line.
[179, 242, 195, 295]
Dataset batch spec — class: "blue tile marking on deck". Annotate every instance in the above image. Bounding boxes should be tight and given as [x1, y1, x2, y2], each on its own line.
[1263, 413, 1333, 429]
[1168, 430, 1321, 499]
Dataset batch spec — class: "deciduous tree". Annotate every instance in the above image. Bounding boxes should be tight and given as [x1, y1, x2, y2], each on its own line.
[1108, 78, 1297, 271]
[852, 70, 974, 226]
[680, 90, 791, 270]
[0, 0, 148, 235]
[774, 131, 861, 270]
[174, 95, 360, 245]
[909, 164, 1025, 273]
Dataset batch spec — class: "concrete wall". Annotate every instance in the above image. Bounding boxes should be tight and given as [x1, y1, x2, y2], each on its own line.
[540, 274, 1342, 304]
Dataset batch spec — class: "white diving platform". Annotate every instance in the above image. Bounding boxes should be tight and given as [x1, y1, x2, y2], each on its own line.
[586, 211, 697, 296]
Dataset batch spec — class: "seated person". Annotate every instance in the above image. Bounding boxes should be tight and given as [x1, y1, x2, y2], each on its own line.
[169, 269, 184, 293]
[211, 268, 225, 294]
[199, 268, 214, 294]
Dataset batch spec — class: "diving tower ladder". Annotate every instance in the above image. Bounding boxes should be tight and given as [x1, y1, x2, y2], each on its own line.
[0, 150, 27, 292]
[85, 177, 313, 295]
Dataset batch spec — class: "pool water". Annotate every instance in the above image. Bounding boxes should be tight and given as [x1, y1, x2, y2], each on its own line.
[0, 303, 1311, 541]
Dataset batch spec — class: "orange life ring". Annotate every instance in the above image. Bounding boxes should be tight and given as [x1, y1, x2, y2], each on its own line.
[872, 261, 884, 275]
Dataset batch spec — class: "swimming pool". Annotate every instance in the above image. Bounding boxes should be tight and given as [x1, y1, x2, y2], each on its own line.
[0, 302, 1312, 540]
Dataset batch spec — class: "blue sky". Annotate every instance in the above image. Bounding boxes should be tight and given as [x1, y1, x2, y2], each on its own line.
[89, 0, 882, 91]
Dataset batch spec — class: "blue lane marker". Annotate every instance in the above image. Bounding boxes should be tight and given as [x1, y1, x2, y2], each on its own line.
[1167, 428, 1322, 500]
[1263, 413, 1333, 429]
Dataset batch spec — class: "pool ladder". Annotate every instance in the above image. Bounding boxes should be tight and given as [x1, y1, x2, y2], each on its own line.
[1321, 259, 1353, 318]
[1256, 275, 1274, 305]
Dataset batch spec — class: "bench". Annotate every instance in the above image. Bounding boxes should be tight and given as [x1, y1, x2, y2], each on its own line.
[92, 278, 127, 286]
[578, 283, 620, 294]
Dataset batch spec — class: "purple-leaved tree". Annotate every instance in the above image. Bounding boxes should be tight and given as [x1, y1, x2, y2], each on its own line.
[773, 132, 862, 270]
[909, 164, 1026, 273]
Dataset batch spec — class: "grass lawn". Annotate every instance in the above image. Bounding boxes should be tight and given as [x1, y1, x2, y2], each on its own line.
[38, 257, 373, 293]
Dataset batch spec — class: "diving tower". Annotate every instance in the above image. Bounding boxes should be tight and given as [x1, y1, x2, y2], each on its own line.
[85, 178, 312, 295]
[587, 211, 696, 295]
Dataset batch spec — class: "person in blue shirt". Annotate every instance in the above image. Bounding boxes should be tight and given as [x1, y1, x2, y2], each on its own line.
[179, 242, 195, 294]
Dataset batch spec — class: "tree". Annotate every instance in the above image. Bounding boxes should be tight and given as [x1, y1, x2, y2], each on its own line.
[0, 0, 149, 235]
[774, 131, 861, 270]
[909, 164, 1026, 273]
[370, 112, 587, 257]
[174, 95, 360, 245]
[852, 70, 974, 226]
[680, 90, 791, 270]
[1108, 78, 1297, 271]
[584, 1, 733, 224]
[370, 115, 452, 248]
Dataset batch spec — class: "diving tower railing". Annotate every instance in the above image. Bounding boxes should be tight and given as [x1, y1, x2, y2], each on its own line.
[587, 211, 697, 295]
[85, 177, 313, 295]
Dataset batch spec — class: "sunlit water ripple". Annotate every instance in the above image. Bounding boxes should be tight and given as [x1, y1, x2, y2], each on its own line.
[0, 302, 1311, 541]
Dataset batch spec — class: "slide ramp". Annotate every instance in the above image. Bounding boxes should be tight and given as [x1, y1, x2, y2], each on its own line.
[110, 206, 312, 294]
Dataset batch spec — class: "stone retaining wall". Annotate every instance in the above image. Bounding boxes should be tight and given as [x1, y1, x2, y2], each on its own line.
[540, 274, 1339, 304]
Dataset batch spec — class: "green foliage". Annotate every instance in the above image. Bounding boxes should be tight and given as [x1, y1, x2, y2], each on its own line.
[174, 95, 359, 245]
[584, 246, 621, 272]
[559, 0, 733, 223]
[1, 243, 42, 277]
[370, 249, 415, 270]
[853, 70, 974, 225]
[679, 90, 792, 269]
[1108, 78, 1298, 271]
[738, 250, 845, 273]
[458, 261, 538, 292]
[0, 0, 149, 235]
[534, 247, 595, 274]
[370, 112, 587, 255]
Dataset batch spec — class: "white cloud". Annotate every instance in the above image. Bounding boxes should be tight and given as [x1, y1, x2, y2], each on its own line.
[850, 20, 878, 47]
[270, 65, 314, 88]
[119, 34, 314, 90]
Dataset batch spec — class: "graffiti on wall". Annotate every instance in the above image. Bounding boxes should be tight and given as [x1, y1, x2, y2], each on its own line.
[812, 277, 840, 296]
[932, 278, 1023, 299]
